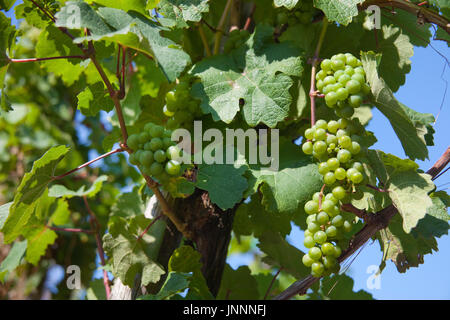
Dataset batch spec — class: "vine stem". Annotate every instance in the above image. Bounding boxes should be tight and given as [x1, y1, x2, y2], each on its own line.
[52, 148, 124, 180]
[273, 146, 450, 300]
[243, 3, 256, 31]
[309, 18, 328, 127]
[213, 0, 233, 54]
[263, 268, 283, 300]
[48, 226, 95, 234]
[198, 23, 212, 57]
[9, 55, 86, 63]
[83, 196, 111, 300]
[137, 214, 163, 241]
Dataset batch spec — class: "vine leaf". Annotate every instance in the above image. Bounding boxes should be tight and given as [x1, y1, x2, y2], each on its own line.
[362, 51, 433, 161]
[103, 216, 166, 287]
[77, 82, 115, 116]
[1, 146, 70, 243]
[157, 0, 210, 28]
[191, 24, 304, 127]
[216, 264, 259, 300]
[24, 226, 58, 265]
[0, 11, 16, 112]
[49, 175, 108, 198]
[0, 202, 12, 229]
[273, 0, 299, 10]
[0, 240, 27, 283]
[138, 272, 192, 300]
[313, 0, 365, 26]
[321, 274, 373, 299]
[195, 164, 248, 210]
[110, 191, 145, 218]
[85, 0, 148, 15]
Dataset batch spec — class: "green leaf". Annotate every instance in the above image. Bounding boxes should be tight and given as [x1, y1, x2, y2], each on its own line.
[24, 226, 58, 265]
[0, 12, 16, 111]
[321, 274, 373, 300]
[103, 216, 166, 286]
[1, 146, 70, 243]
[48, 175, 108, 198]
[138, 272, 192, 300]
[257, 231, 309, 279]
[274, 0, 299, 10]
[35, 25, 86, 86]
[388, 171, 434, 233]
[249, 138, 323, 215]
[86, 279, 107, 300]
[110, 191, 145, 218]
[0, 202, 12, 229]
[195, 164, 248, 210]
[216, 264, 259, 300]
[15, 2, 51, 28]
[313, 0, 364, 25]
[377, 214, 437, 273]
[86, 0, 148, 15]
[157, 0, 210, 28]
[77, 82, 115, 117]
[168, 246, 213, 299]
[49, 199, 70, 226]
[412, 191, 450, 239]
[191, 24, 304, 127]
[0, 240, 27, 283]
[0, 0, 16, 11]
[362, 51, 430, 160]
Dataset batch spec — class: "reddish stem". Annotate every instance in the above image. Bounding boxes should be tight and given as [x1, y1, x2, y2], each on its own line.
[49, 226, 95, 234]
[243, 3, 256, 31]
[264, 268, 283, 300]
[137, 215, 163, 241]
[52, 148, 123, 180]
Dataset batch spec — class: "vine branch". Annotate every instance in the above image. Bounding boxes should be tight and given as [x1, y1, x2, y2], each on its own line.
[274, 146, 450, 300]
[213, 0, 233, 54]
[9, 55, 86, 63]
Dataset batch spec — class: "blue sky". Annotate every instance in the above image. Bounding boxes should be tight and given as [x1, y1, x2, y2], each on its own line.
[3, 3, 449, 299]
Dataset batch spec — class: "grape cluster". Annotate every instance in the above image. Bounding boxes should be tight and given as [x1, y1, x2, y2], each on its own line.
[224, 29, 250, 53]
[126, 122, 183, 181]
[163, 79, 202, 130]
[276, 1, 319, 26]
[316, 53, 370, 119]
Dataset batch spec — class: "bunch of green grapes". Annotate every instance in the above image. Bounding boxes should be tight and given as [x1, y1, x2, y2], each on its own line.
[224, 29, 250, 53]
[300, 117, 369, 277]
[316, 53, 371, 119]
[276, 1, 319, 26]
[126, 122, 183, 181]
[163, 79, 202, 130]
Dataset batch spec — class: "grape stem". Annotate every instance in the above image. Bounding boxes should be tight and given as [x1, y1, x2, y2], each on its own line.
[263, 267, 283, 300]
[198, 22, 212, 57]
[137, 214, 163, 241]
[274, 146, 450, 300]
[366, 184, 387, 193]
[213, 0, 233, 54]
[309, 18, 328, 127]
[243, 3, 256, 31]
[9, 56, 87, 63]
[318, 184, 326, 211]
[48, 226, 95, 234]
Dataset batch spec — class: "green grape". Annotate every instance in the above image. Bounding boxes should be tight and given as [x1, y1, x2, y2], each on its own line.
[321, 200, 334, 214]
[163, 137, 174, 149]
[322, 84, 334, 95]
[348, 94, 363, 108]
[312, 192, 321, 202]
[141, 165, 152, 176]
[140, 150, 154, 166]
[326, 134, 338, 146]
[304, 128, 315, 140]
[324, 172, 336, 185]
[327, 158, 340, 171]
[345, 55, 358, 67]
[304, 230, 314, 238]
[149, 125, 164, 138]
[320, 59, 332, 72]
[321, 242, 335, 256]
[334, 69, 345, 79]
[350, 171, 364, 184]
[336, 128, 348, 138]
[325, 225, 337, 238]
[338, 74, 351, 86]
[314, 128, 327, 141]
[329, 205, 340, 218]
[331, 215, 344, 227]
[313, 141, 327, 154]
[163, 105, 175, 117]
[306, 214, 317, 225]
[335, 87, 349, 101]
[354, 66, 365, 75]
[316, 69, 327, 80]
[346, 167, 358, 179]
[318, 162, 330, 175]
[308, 247, 322, 260]
[302, 254, 315, 267]
[334, 167, 347, 180]
[316, 211, 330, 225]
[166, 145, 181, 160]
[149, 138, 163, 151]
[302, 254, 314, 268]
[352, 161, 363, 172]
[315, 119, 328, 129]
[337, 149, 352, 163]
[345, 79, 361, 94]
[129, 153, 139, 165]
[314, 231, 327, 244]
[323, 256, 337, 270]
[165, 160, 181, 176]
[325, 92, 338, 107]
[362, 82, 371, 95]
[154, 149, 167, 163]
[333, 245, 342, 258]
[344, 65, 355, 76]
[325, 193, 338, 204]
[351, 73, 365, 84]
[332, 186, 346, 200]
[139, 132, 150, 144]
[329, 143, 336, 150]
[150, 162, 164, 176]
[331, 59, 345, 71]
[311, 262, 324, 277]
[343, 220, 352, 233]
[338, 135, 352, 149]
[308, 222, 320, 233]
[127, 134, 140, 150]
[304, 200, 319, 215]
[350, 141, 361, 155]
[338, 118, 349, 129]
[304, 236, 315, 248]
[338, 105, 355, 119]
[327, 120, 340, 133]
[316, 79, 324, 92]
[134, 150, 143, 164]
